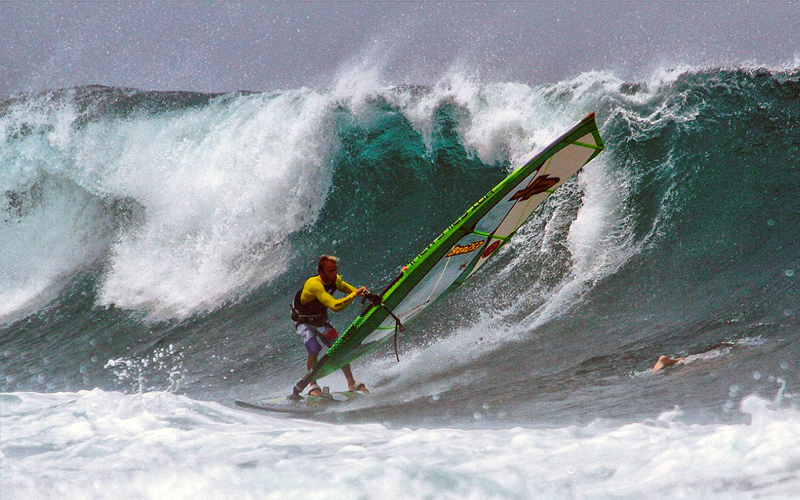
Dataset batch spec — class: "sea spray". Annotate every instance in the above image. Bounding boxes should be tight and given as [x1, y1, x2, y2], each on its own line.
[104, 343, 184, 394]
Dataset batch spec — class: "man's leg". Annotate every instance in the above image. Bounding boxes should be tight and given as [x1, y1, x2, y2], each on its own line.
[307, 352, 318, 372]
[305, 340, 323, 396]
[341, 363, 356, 388]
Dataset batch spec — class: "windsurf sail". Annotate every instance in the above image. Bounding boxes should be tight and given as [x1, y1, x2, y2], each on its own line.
[293, 113, 604, 394]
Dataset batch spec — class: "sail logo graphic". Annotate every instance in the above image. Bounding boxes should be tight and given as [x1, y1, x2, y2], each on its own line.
[446, 240, 484, 257]
[510, 174, 560, 202]
[481, 239, 502, 258]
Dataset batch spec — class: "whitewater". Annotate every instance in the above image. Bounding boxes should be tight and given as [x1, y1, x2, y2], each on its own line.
[2, 65, 799, 499]
[3, 390, 798, 499]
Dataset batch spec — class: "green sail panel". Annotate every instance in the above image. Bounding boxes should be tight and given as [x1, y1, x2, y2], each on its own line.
[315, 113, 604, 379]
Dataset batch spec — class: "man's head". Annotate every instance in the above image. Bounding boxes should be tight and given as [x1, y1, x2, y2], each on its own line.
[318, 254, 338, 284]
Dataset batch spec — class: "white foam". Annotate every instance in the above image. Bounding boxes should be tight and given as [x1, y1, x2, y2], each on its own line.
[2, 89, 340, 320]
[383, 71, 593, 167]
[2, 389, 798, 499]
[94, 91, 338, 318]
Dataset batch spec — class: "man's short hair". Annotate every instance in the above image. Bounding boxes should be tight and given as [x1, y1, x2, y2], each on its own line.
[318, 254, 338, 274]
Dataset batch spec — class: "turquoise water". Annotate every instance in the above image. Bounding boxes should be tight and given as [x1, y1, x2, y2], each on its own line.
[1, 66, 799, 498]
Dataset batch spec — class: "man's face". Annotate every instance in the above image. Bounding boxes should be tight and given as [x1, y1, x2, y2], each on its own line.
[320, 261, 338, 284]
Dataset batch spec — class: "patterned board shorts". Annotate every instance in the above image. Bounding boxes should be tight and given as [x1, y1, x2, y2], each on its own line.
[295, 322, 338, 355]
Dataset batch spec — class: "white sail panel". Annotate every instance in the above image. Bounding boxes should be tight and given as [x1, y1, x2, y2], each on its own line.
[467, 132, 599, 277]
[368, 235, 486, 342]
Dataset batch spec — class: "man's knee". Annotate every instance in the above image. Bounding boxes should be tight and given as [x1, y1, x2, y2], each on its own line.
[304, 336, 322, 355]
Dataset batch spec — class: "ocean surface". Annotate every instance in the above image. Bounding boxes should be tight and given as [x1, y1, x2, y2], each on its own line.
[2, 66, 799, 499]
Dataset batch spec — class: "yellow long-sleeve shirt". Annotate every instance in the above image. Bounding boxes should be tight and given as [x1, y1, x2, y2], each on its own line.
[299, 275, 358, 312]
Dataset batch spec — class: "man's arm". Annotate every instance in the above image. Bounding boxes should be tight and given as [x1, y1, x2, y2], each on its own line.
[308, 277, 359, 312]
[336, 276, 357, 294]
[337, 276, 368, 303]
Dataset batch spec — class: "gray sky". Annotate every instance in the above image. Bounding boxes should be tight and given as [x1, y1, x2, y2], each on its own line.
[1, 1, 798, 97]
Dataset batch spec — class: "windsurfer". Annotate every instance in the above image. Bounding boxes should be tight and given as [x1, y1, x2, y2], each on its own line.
[291, 254, 370, 396]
